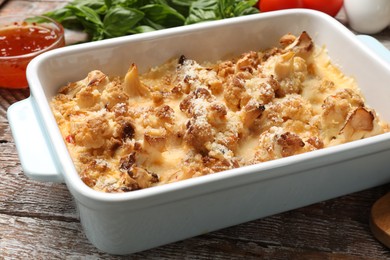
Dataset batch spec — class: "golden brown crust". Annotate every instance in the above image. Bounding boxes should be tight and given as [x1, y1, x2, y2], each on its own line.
[50, 32, 389, 193]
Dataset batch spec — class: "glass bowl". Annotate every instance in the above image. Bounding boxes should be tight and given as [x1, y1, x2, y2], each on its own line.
[0, 15, 65, 89]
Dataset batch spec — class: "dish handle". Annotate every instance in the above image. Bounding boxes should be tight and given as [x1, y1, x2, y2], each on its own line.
[7, 97, 64, 183]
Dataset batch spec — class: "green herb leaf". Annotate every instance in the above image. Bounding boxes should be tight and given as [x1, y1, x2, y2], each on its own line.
[165, 0, 198, 16]
[41, 0, 259, 41]
[140, 4, 185, 28]
[232, 0, 259, 16]
[142, 17, 166, 30]
[67, 5, 105, 40]
[130, 25, 157, 34]
[186, 0, 219, 25]
[71, 0, 107, 14]
[103, 7, 144, 38]
[43, 8, 75, 23]
[67, 5, 103, 25]
[105, 0, 112, 9]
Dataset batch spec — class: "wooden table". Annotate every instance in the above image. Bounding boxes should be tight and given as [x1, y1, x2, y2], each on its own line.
[1, 1, 390, 258]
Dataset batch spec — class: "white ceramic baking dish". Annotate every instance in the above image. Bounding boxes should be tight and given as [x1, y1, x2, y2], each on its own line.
[7, 9, 390, 255]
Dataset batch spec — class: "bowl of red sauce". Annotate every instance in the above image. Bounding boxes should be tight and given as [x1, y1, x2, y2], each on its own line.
[0, 15, 65, 89]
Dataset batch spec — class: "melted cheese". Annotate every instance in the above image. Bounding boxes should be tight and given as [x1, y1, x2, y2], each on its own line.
[50, 32, 389, 193]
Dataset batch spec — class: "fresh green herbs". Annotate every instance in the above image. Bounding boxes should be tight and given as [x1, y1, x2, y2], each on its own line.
[43, 0, 259, 41]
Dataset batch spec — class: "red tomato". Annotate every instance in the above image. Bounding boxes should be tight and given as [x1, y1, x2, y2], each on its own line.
[302, 0, 343, 17]
[259, 0, 302, 12]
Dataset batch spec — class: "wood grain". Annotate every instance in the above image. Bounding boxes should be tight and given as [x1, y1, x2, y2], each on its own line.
[1, 0, 390, 258]
[0, 0, 67, 16]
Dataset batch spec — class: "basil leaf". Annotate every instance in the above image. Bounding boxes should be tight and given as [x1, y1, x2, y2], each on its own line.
[67, 5, 103, 25]
[142, 17, 166, 30]
[218, 0, 234, 18]
[103, 7, 144, 38]
[67, 5, 104, 41]
[167, 0, 198, 16]
[113, 0, 167, 8]
[218, 0, 259, 18]
[71, 0, 107, 15]
[43, 8, 74, 23]
[186, 0, 219, 25]
[112, 0, 139, 7]
[232, 0, 259, 16]
[140, 4, 185, 28]
[42, 0, 259, 41]
[168, 0, 195, 8]
[61, 17, 86, 30]
[105, 0, 112, 9]
[42, 8, 84, 30]
[130, 25, 157, 34]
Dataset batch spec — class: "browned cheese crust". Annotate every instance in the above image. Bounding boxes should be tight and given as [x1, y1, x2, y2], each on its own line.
[50, 32, 389, 193]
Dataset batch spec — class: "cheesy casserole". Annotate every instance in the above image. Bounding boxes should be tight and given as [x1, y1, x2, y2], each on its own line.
[50, 32, 389, 193]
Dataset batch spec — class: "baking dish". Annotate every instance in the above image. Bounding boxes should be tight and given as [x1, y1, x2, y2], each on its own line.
[7, 9, 390, 255]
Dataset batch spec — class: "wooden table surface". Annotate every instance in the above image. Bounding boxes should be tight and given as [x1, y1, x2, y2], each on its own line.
[1, 0, 390, 259]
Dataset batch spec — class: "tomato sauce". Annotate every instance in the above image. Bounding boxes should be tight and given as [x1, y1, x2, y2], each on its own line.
[0, 21, 65, 88]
